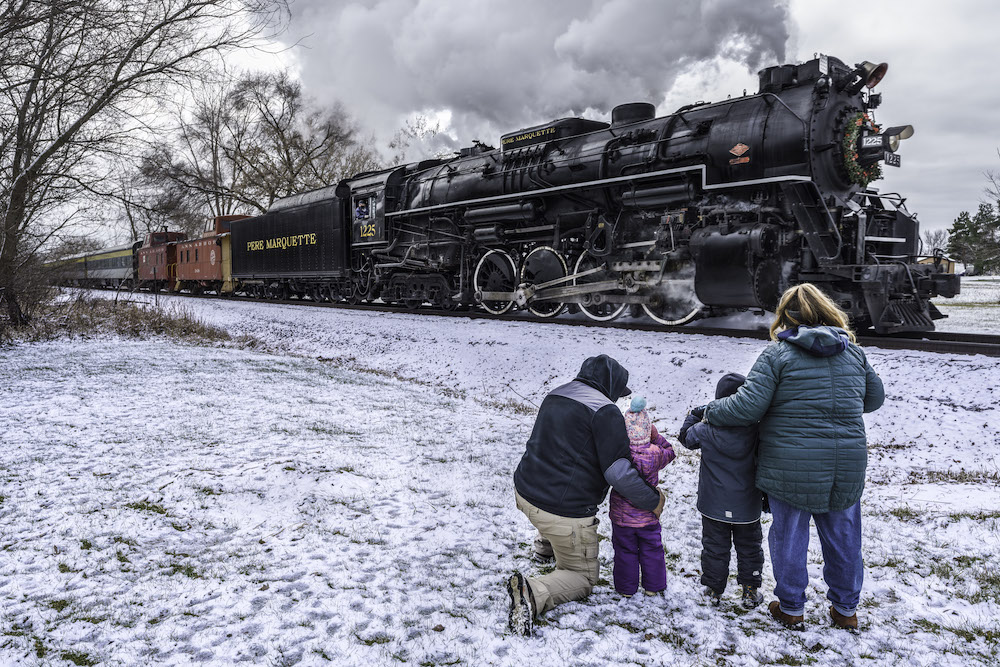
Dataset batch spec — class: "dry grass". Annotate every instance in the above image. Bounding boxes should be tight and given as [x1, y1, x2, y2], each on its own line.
[2, 293, 230, 345]
[908, 469, 1000, 485]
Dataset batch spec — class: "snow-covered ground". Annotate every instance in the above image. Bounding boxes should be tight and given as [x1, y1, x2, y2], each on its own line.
[933, 276, 1000, 333]
[1, 291, 998, 666]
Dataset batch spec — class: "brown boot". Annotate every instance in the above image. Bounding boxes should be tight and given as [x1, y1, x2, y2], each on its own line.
[768, 601, 804, 630]
[830, 607, 859, 631]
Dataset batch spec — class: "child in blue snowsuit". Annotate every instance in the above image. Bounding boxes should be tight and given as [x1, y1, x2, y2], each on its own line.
[679, 373, 765, 609]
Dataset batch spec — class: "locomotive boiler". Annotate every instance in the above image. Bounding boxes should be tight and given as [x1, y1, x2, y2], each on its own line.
[230, 54, 959, 333]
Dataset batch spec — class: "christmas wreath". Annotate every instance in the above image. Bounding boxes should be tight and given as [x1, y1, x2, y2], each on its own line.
[842, 112, 882, 186]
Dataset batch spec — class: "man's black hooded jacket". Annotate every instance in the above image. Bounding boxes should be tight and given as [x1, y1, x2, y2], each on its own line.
[514, 355, 661, 518]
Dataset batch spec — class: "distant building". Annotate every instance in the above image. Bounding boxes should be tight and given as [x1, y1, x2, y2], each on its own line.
[917, 256, 957, 274]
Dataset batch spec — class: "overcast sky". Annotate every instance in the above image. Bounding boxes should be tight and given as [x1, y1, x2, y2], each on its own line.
[280, 0, 1000, 232]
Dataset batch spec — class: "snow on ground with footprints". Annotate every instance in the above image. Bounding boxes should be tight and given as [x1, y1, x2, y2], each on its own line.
[1, 279, 998, 666]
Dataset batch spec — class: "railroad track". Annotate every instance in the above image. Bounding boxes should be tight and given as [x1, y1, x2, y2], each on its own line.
[108, 289, 1000, 358]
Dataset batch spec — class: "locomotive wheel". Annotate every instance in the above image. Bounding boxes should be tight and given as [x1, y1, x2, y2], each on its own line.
[640, 262, 702, 326]
[520, 246, 567, 318]
[430, 285, 456, 311]
[473, 250, 517, 315]
[573, 251, 626, 322]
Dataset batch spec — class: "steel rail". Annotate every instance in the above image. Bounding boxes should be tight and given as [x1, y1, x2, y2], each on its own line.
[98, 288, 1000, 358]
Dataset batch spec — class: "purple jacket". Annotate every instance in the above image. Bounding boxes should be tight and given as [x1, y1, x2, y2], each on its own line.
[609, 434, 676, 527]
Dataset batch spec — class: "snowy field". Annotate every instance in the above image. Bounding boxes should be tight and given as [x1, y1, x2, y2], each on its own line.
[933, 276, 1000, 333]
[1, 290, 998, 666]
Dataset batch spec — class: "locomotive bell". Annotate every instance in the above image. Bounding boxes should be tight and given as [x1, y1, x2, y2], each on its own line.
[860, 61, 888, 89]
[845, 61, 888, 94]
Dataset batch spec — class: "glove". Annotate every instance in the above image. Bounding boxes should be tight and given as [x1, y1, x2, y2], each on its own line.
[691, 405, 706, 420]
[678, 413, 699, 446]
[761, 493, 771, 514]
[652, 490, 666, 519]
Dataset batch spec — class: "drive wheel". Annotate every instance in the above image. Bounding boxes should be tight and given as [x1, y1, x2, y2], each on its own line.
[473, 250, 517, 315]
[640, 260, 702, 326]
[520, 246, 567, 318]
[573, 250, 626, 321]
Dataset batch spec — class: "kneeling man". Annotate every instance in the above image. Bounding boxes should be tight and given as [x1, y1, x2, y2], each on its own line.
[507, 354, 665, 636]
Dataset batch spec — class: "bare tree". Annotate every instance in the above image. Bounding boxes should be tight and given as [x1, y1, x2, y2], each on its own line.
[0, 0, 286, 326]
[140, 83, 256, 221]
[985, 148, 1000, 204]
[922, 228, 949, 253]
[386, 115, 463, 167]
[230, 71, 382, 210]
[139, 70, 381, 220]
[115, 165, 204, 241]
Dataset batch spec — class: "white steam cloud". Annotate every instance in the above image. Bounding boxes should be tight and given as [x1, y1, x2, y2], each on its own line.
[286, 0, 790, 152]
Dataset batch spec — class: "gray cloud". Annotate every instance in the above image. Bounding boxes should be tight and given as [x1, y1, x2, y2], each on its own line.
[284, 1, 999, 234]
[286, 0, 788, 146]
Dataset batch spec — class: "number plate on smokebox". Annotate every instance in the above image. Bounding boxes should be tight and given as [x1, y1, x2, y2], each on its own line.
[884, 151, 901, 167]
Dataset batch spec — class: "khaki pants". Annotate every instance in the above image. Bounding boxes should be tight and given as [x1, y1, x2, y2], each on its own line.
[515, 491, 600, 616]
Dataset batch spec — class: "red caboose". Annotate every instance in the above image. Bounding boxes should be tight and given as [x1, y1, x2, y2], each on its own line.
[175, 216, 248, 294]
[137, 229, 186, 291]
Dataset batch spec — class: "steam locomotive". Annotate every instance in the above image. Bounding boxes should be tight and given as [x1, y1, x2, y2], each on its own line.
[66, 54, 960, 333]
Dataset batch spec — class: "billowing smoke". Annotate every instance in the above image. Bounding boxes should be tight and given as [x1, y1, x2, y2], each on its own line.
[285, 0, 790, 153]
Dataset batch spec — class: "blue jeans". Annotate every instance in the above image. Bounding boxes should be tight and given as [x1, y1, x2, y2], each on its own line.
[768, 496, 863, 617]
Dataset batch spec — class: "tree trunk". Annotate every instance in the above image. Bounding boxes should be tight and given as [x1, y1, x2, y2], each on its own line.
[4, 289, 27, 326]
[1, 179, 29, 326]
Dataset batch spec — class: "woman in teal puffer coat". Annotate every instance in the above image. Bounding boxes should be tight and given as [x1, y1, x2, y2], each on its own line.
[702, 283, 884, 631]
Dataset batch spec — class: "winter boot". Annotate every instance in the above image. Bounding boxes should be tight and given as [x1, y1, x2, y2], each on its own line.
[768, 601, 804, 630]
[532, 534, 554, 564]
[741, 585, 764, 609]
[505, 571, 535, 637]
[830, 606, 859, 632]
[704, 587, 722, 607]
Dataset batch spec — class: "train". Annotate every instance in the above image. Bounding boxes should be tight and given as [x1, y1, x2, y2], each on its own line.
[58, 53, 959, 334]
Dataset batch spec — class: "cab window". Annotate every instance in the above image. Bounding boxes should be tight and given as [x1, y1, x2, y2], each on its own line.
[354, 196, 372, 220]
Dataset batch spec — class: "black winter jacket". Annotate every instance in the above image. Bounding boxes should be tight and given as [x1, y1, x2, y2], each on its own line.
[514, 355, 660, 518]
[679, 414, 761, 524]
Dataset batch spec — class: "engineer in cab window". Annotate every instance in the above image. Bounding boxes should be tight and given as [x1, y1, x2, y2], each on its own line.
[355, 199, 369, 220]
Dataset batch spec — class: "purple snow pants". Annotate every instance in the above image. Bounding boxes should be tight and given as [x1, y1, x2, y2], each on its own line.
[612, 522, 667, 596]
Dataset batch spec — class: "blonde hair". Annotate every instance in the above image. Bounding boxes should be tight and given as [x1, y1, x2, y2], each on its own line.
[769, 283, 856, 343]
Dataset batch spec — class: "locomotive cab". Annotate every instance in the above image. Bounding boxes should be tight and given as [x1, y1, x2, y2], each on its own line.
[346, 168, 405, 248]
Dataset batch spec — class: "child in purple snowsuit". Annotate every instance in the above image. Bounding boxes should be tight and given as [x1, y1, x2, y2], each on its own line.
[609, 397, 676, 596]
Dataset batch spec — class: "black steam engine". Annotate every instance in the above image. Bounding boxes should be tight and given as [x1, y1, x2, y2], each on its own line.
[231, 54, 959, 333]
